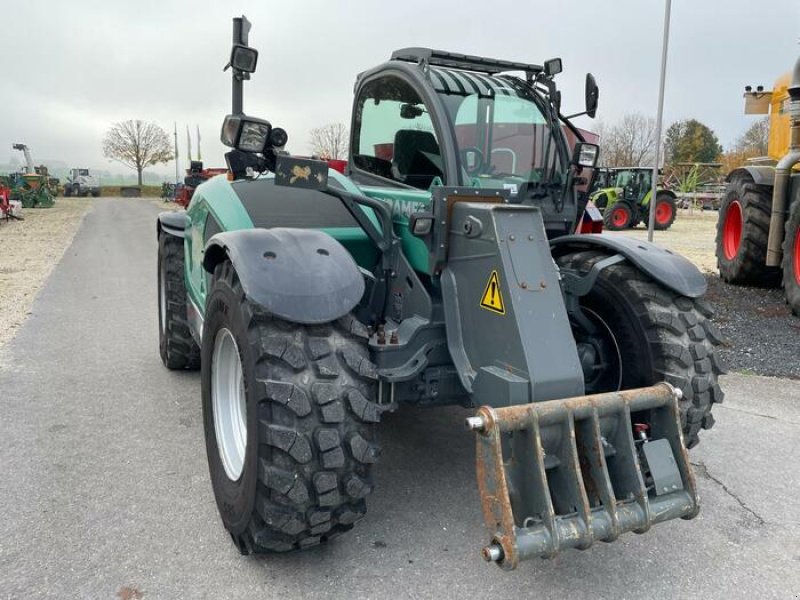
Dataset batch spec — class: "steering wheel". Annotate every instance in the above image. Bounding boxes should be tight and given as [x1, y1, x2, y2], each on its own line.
[460, 147, 485, 177]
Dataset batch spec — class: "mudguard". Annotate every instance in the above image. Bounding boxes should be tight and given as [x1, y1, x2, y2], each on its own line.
[551, 234, 707, 298]
[203, 228, 365, 325]
[726, 165, 776, 187]
[157, 211, 189, 238]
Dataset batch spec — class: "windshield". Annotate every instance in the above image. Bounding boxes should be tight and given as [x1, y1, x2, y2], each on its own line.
[437, 78, 566, 190]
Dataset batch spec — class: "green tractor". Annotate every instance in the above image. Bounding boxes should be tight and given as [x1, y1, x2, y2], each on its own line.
[157, 17, 724, 569]
[591, 167, 678, 231]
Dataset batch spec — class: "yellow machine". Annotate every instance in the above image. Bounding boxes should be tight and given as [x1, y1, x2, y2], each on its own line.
[718, 57, 800, 314]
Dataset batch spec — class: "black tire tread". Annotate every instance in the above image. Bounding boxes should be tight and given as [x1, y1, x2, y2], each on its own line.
[716, 175, 781, 287]
[557, 250, 725, 449]
[783, 195, 800, 315]
[211, 261, 382, 553]
[158, 233, 200, 369]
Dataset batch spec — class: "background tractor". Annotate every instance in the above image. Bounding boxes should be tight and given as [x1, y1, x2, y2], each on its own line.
[716, 55, 800, 315]
[156, 17, 724, 569]
[64, 168, 101, 197]
[591, 167, 678, 230]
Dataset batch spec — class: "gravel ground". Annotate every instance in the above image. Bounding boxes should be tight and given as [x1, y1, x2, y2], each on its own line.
[609, 209, 800, 379]
[705, 275, 800, 379]
[0, 198, 94, 347]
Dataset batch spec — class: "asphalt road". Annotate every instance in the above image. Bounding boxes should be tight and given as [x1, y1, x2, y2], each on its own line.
[1, 198, 799, 599]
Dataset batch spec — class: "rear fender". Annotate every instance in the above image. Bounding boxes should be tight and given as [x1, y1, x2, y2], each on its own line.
[203, 228, 365, 325]
[551, 234, 707, 298]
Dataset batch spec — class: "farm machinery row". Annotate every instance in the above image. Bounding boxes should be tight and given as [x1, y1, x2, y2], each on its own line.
[0, 144, 58, 209]
[156, 17, 724, 570]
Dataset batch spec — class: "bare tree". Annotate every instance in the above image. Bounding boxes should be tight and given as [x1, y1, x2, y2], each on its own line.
[103, 120, 174, 186]
[309, 122, 349, 160]
[598, 113, 657, 167]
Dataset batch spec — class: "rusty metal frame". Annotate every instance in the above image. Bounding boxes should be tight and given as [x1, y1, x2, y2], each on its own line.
[468, 382, 698, 570]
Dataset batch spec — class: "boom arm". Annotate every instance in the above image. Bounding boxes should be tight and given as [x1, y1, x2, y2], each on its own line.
[12, 144, 35, 174]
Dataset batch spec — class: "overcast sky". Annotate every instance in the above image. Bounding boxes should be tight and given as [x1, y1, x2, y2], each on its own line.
[1, 0, 798, 178]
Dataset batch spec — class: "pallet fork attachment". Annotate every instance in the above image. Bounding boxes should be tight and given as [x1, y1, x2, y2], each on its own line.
[468, 383, 698, 570]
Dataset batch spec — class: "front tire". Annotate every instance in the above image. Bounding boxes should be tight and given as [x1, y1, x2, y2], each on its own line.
[604, 201, 634, 230]
[557, 250, 725, 448]
[202, 260, 382, 553]
[716, 175, 780, 286]
[157, 233, 200, 369]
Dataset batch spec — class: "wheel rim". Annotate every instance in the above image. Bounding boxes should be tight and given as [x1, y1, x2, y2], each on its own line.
[723, 200, 743, 260]
[794, 224, 800, 285]
[211, 328, 247, 481]
[611, 206, 628, 228]
[655, 199, 673, 225]
[578, 307, 623, 394]
[158, 258, 166, 334]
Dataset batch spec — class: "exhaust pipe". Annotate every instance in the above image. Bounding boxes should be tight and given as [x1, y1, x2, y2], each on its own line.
[766, 55, 800, 267]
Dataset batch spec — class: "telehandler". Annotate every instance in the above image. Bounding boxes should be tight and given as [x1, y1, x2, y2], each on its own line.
[157, 17, 724, 569]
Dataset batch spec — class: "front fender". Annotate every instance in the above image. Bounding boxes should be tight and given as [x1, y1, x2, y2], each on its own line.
[726, 166, 776, 186]
[551, 234, 707, 298]
[157, 210, 189, 238]
[203, 228, 365, 324]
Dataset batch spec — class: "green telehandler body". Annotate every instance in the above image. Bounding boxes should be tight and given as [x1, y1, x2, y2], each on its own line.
[156, 17, 723, 569]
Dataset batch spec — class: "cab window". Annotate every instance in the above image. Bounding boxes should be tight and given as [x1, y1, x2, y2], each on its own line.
[352, 76, 444, 189]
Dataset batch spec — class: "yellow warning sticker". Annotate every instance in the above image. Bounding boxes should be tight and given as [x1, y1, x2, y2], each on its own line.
[480, 270, 506, 315]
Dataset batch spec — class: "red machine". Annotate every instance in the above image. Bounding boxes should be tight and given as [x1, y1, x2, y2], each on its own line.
[175, 161, 228, 208]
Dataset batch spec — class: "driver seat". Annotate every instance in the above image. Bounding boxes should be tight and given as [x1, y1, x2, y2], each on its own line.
[391, 129, 443, 189]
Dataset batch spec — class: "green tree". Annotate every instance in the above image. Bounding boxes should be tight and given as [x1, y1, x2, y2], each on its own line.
[664, 119, 722, 164]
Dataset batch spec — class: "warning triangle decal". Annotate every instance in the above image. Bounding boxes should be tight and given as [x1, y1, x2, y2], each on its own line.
[480, 270, 506, 315]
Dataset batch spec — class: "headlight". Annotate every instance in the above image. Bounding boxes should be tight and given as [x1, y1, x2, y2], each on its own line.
[239, 120, 271, 152]
[220, 114, 272, 153]
[220, 115, 242, 148]
[572, 142, 599, 168]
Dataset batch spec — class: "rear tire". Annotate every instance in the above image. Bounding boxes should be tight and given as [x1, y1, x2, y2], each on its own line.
[651, 193, 677, 230]
[158, 232, 200, 369]
[716, 175, 781, 286]
[783, 196, 800, 315]
[557, 250, 725, 448]
[603, 201, 633, 231]
[202, 260, 382, 553]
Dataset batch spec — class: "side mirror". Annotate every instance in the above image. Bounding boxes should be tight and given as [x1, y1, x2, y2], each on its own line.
[544, 58, 563, 77]
[400, 103, 425, 119]
[274, 155, 329, 190]
[585, 73, 599, 119]
[230, 44, 258, 73]
[572, 142, 599, 169]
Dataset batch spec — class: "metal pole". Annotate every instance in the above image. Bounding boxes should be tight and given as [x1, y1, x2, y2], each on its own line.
[173, 122, 179, 185]
[231, 16, 250, 115]
[648, 0, 672, 242]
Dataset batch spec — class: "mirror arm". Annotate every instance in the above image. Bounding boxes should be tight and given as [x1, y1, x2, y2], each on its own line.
[562, 110, 588, 120]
